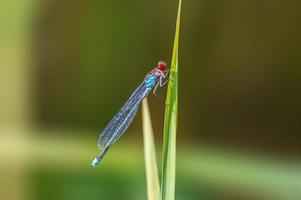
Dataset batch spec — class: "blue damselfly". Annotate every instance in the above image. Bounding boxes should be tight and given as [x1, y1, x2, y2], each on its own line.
[91, 61, 169, 167]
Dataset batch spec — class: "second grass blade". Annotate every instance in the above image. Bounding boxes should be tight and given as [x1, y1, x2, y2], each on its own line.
[142, 98, 161, 200]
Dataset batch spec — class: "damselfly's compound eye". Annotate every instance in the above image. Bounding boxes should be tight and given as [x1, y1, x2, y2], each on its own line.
[157, 61, 167, 71]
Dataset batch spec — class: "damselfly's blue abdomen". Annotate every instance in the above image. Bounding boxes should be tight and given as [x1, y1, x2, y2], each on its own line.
[91, 62, 168, 168]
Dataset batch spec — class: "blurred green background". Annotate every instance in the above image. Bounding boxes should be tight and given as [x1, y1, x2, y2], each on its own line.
[1, 0, 301, 199]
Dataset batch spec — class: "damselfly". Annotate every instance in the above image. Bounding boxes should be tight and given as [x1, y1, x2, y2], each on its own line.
[91, 61, 169, 167]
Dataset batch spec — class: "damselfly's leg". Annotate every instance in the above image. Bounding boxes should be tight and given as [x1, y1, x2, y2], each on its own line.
[152, 81, 160, 96]
[161, 79, 169, 87]
[162, 68, 170, 79]
[153, 80, 165, 102]
[159, 73, 169, 87]
[154, 76, 164, 94]
[153, 76, 168, 97]
[159, 69, 169, 79]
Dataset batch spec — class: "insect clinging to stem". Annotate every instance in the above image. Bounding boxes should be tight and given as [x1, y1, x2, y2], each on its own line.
[91, 61, 169, 168]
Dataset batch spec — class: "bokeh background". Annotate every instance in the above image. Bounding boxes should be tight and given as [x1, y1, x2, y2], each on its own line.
[1, 0, 301, 199]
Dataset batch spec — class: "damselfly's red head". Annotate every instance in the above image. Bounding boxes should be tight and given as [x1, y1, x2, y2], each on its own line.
[156, 61, 167, 72]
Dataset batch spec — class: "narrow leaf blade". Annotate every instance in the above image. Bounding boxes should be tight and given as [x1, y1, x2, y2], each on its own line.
[142, 98, 161, 200]
[161, 0, 181, 199]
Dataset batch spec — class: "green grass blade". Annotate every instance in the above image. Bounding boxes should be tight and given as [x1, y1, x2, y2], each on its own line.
[161, 0, 181, 199]
[142, 98, 161, 200]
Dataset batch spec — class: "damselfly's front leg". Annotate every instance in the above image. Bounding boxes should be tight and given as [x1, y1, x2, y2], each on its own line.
[160, 76, 169, 87]
[160, 69, 169, 87]
[153, 71, 169, 96]
[158, 69, 169, 79]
